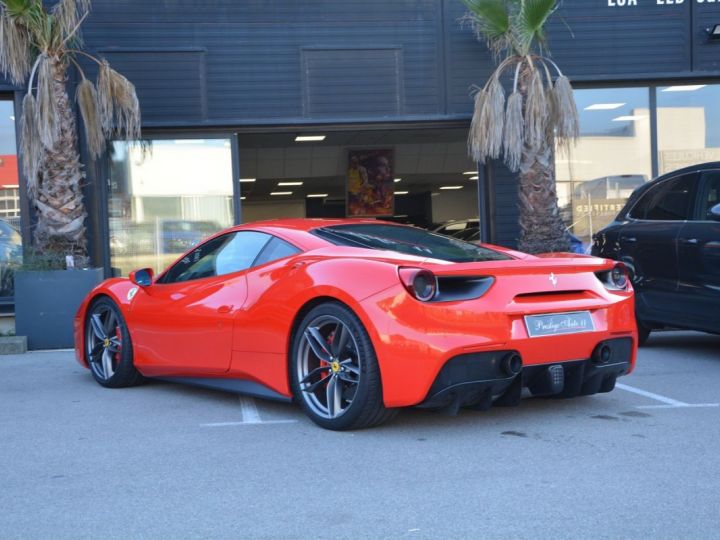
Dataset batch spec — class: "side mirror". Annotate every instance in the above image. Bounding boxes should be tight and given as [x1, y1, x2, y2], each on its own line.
[129, 268, 154, 287]
[709, 203, 720, 221]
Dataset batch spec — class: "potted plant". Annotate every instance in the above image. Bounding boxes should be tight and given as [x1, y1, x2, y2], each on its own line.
[0, 0, 140, 348]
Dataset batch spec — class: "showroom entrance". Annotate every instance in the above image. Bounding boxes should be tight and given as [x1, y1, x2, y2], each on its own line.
[107, 125, 481, 276]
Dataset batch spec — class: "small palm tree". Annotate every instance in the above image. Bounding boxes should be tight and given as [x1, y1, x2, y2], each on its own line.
[0, 0, 139, 266]
[461, 0, 579, 254]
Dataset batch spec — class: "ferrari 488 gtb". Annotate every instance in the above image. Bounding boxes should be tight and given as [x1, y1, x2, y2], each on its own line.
[75, 219, 637, 430]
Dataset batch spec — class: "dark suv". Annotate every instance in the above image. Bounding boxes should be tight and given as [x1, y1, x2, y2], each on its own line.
[592, 162, 720, 344]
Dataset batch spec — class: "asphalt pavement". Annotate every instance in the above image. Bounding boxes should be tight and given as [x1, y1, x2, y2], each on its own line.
[1, 331, 719, 539]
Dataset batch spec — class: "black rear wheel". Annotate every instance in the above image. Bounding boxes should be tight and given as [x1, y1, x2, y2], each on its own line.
[85, 297, 143, 388]
[637, 318, 652, 347]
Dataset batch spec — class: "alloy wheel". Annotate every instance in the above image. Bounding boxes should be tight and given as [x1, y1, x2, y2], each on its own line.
[297, 315, 361, 419]
[86, 304, 123, 381]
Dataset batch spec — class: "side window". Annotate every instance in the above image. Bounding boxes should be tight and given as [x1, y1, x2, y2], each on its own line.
[629, 173, 696, 221]
[699, 171, 720, 220]
[253, 237, 301, 267]
[214, 231, 271, 275]
[160, 231, 271, 283]
[160, 233, 235, 283]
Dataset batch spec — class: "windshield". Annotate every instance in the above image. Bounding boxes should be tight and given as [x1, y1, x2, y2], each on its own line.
[312, 224, 511, 263]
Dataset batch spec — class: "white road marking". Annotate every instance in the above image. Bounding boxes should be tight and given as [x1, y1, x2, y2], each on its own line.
[616, 383, 719, 409]
[201, 420, 297, 427]
[240, 396, 263, 424]
[200, 396, 298, 427]
[637, 404, 719, 410]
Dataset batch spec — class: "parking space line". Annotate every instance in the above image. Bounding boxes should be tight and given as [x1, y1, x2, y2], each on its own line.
[616, 383, 688, 406]
[616, 383, 719, 409]
[636, 404, 719, 409]
[200, 420, 298, 427]
[240, 396, 262, 423]
[199, 396, 299, 427]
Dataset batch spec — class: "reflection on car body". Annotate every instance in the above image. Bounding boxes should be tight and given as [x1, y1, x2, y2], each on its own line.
[592, 162, 720, 344]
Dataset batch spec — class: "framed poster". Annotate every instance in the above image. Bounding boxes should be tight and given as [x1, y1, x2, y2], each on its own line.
[346, 149, 394, 217]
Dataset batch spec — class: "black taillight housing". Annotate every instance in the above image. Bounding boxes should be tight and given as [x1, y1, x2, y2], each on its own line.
[399, 268, 437, 302]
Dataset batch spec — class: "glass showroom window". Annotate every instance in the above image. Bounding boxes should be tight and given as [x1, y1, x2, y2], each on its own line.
[108, 138, 234, 276]
[657, 84, 720, 175]
[555, 87, 652, 250]
[0, 99, 22, 307]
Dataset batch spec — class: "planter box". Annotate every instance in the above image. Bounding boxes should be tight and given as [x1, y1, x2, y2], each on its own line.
[0, 335, 27, 355]
[15, 268, 104, 350]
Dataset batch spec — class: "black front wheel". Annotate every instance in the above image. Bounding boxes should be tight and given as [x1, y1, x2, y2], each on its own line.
[85, 297, 143, 388]
[290, 302, 397, 430]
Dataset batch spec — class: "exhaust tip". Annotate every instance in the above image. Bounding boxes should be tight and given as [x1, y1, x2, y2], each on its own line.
[501, 353, 523, 376]
[592, 343, 612, 365]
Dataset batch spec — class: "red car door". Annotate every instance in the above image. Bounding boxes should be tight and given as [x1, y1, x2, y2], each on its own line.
[128, 231, 273, 376]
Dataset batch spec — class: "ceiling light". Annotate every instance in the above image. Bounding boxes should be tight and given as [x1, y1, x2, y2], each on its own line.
[295, 135, 326, 142]
[462, 171, 476, 175]
[395, 191, 409, 195]
[439, 186, 464, 190]
[271, 191, 293, 196]
[306, 193, 329, 198]
[612, 115, 648, 122]
[239, 178, 256, 183]
[240, 196, 246, 200]
[662, 85, 707, 92]
[278, 181, 303, 186]
[584, 103, 625, 110]
[469, 176, 479, 180]
[394, 178, 402, 182]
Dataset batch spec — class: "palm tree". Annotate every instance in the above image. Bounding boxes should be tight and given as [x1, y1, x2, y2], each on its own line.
[461, 0, 579, 254]
[0, 0, 139, 266]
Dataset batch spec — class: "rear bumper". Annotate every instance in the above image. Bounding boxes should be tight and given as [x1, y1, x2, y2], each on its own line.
[418, 337, 632, 410]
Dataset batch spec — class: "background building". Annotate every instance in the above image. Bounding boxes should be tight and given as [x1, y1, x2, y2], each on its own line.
[1, 0, 720, 310]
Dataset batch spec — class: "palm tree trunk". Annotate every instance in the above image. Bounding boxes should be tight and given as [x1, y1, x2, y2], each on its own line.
[33, 57, 88, 265]
[517, 137, 570, 254]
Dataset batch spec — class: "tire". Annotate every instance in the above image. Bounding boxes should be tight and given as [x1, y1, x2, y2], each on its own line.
[637, 318, 651, 347]
[290, 302, 397, 430]
[85, 297, 144, 388]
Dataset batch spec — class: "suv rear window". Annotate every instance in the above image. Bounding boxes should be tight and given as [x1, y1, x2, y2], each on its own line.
[312, 224, 511, 263]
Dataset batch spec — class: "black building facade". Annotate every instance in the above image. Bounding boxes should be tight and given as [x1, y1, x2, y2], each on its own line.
[1, 0, 720, 295]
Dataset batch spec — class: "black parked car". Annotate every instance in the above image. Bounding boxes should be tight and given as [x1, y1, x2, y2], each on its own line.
[592, 163, 720, 344]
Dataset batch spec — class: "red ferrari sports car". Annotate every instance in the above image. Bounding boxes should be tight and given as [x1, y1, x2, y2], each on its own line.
[74, 219, 637, 430]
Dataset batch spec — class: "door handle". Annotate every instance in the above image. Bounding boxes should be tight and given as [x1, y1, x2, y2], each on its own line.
[217, 305, 233, 314]
[679, 238, 699, 245]
[620, 236, 637, 243]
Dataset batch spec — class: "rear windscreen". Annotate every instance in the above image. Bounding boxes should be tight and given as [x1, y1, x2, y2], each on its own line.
[312, 224, 511, 263]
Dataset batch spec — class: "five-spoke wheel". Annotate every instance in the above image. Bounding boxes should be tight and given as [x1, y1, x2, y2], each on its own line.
[291, 302, 396, 430]
[85, 297, 143, 388]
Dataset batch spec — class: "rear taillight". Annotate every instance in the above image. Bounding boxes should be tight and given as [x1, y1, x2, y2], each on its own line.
[399, 268, 437, 302]
[595, 263, 629, 291]
[611, 264, 628, 289]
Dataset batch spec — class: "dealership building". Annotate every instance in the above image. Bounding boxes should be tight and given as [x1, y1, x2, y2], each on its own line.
[1, 0, 719, 310]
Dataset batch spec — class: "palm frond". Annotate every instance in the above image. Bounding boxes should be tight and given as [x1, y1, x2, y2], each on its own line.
[52, 0, 90, 46]
[468, 74, 505, 162]
[96, 60, 140, 140]
[461, 0, 513, 56]
[523, 68, 547, 146]
[35, 54, 60, 149]
[0, 9, 32, 84]
[515, 0, 558, 54]
[503, 91, 524, 172]
[76, 78, 104, 158]
[552, 74, 579, 143]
